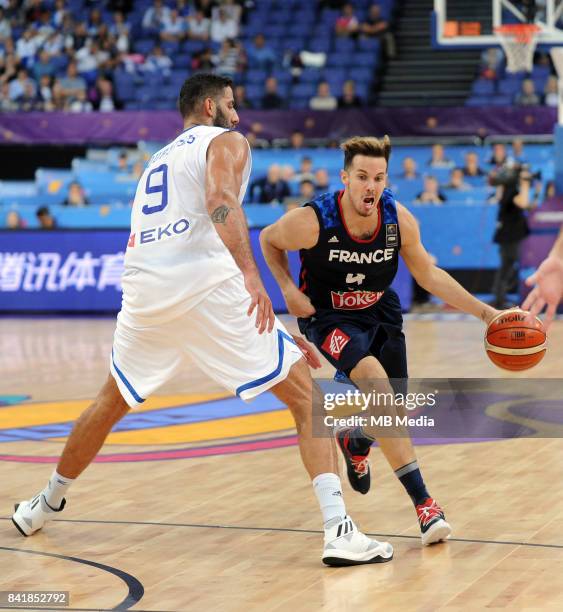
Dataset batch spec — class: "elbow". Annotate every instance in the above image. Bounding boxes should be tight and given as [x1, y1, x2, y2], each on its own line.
[206, 187, 237, 211]
[412, 267, 434, 292]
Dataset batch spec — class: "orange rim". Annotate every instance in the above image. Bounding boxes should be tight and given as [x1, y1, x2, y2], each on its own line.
[494, 24, 541, 43]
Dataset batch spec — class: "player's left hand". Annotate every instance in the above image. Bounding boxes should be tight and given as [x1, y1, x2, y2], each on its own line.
[245, 272, 275, 334]
[291, 335, 322, 369]
[522, 256, 563, 331]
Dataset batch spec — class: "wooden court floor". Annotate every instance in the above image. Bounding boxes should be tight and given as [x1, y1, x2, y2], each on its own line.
[1, 316, 563, 611]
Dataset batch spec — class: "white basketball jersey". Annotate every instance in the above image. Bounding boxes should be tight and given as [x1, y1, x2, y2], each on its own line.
[120, 125, 252, 324]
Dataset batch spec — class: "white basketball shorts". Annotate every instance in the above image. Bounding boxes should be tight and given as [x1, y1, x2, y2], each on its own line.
[110, 274, 303, 407]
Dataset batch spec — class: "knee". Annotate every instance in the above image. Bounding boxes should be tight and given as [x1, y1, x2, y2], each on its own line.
[96, 375, 130, 422]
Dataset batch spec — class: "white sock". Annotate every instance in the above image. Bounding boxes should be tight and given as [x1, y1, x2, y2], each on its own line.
[312, 472, 346, 529]
[42, 470, 73, 509]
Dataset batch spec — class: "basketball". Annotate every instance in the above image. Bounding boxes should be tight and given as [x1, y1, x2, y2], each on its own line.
[485, 308, 547, 371]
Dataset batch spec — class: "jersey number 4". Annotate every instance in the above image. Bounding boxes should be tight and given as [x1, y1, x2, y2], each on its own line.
[346, 273, 366, 285]
[142, 164, 168, 215]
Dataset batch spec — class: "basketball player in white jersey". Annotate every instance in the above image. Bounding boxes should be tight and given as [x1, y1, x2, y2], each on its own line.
[12, 74, 393, 567]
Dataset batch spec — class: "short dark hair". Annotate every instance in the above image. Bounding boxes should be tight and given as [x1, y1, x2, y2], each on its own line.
[178, 73, 233, 118]
[341, 135, 391, 169]
[36, 206, 50, 217]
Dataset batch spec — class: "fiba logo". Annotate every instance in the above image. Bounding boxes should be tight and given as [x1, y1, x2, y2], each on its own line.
[511, 331, 526, 341]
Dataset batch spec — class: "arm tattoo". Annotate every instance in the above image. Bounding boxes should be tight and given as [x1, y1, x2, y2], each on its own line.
[211, 205, 233, 224]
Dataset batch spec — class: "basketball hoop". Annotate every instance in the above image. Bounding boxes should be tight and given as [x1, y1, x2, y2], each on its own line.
[494, 24, 541, 73]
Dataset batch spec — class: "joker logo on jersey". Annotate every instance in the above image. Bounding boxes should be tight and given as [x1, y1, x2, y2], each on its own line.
[331, 290, 384, 310]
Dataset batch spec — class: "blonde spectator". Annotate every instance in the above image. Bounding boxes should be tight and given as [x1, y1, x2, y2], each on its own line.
[544, 75, 559, 107]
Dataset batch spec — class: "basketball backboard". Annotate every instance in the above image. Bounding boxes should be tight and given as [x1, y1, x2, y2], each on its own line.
[433, 0, 563, 49]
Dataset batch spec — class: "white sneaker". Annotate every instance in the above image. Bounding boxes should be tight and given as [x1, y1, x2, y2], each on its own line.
[322, 516, 393, 566]
[12, 494, 66, 536]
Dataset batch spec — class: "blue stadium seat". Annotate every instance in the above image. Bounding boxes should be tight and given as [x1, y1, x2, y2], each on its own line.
[334, 38, 357, 53]
[471, 79, 496, 95]
[158, 84, 178, 102]
[465, 96, 492, 106]
[182, 40, 206, 54]
[170, 70, 189, 88]
[321, 9, 340, 24]
[292, 10, 316, 24]
[291, 83, 316, 98]
[246, 69, 268, 84]
[281, 38, 307, 52]
[136, 84, 158, 103]
[351, 52, 378, 68]
[173, 53, 190, 69]
[327, 52, 354, 68]
[263, 24, 287, 38]
[271, 70, 292, 84]
[134, 39, 155, 56]
[153, 100, 177, 110]
[161, 41, 180, 56]
[245, 84, 264, 100]
[287, 23, 311, 37]
[289, 97, 310, 109]
[268, 11, 291, 24]
[308, 38, 332, 53]
[299, 68, 322, 83]
[491, 95, 514, 105]
[497, 78, 523, 95]
[357, 37, 381, 52]
[114, 71, 136, 102]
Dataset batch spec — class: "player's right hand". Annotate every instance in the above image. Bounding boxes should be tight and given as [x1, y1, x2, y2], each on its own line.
[284, 287, 316, 318]
[245, 272, 275, 334]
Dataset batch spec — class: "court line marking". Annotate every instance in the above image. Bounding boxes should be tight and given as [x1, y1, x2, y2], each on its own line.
[0, 545, 144, 611]
[2, 518, 561, 550]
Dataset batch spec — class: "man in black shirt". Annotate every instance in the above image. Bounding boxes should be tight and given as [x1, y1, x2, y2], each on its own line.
[490, 164, 537, 308]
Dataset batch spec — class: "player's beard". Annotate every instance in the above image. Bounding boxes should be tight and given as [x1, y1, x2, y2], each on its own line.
[213, 106, 231, 129]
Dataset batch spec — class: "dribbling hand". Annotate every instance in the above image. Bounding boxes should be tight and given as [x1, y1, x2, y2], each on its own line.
[245, 272, 275, 334]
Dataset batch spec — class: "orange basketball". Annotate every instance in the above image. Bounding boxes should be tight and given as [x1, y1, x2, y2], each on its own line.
[485, 308, 547, 371]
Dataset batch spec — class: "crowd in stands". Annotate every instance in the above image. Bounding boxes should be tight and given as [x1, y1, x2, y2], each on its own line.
[0, 0, 391, 112]
[469, 47, 561, 107]
[2, 137, 554, 229]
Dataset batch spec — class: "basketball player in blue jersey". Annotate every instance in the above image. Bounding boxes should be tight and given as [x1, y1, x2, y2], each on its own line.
[12, 75, 394, 568]
[261, 136, 501, 545]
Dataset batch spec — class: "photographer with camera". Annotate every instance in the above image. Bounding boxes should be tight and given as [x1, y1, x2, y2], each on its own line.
[489, 161, 540, 309]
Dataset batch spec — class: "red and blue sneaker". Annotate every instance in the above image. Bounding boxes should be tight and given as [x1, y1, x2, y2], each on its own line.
[336, 428, 371, 495]
[416, 497, 452, 545]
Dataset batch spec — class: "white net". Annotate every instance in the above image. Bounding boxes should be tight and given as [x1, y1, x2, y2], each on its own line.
[495, 25, 541, 73]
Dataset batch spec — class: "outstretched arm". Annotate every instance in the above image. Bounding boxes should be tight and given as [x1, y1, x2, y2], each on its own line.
[523, 225, 563, 330]
[260, 206, 319, 318]
[206, 131, 273, 334]
[398, 203, 498, 324]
